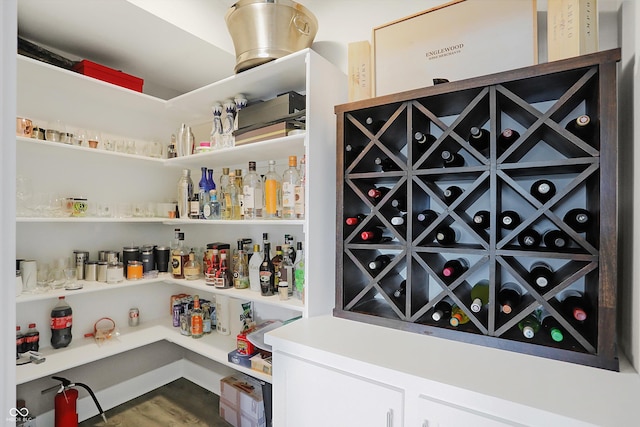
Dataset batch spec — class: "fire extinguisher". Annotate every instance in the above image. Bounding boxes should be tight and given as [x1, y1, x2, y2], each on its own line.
[43, 376, 107, 427]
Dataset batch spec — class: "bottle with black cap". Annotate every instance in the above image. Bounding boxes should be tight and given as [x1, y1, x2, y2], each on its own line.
[472, 210, 490, 230]
[563, 208, 592, 233]
[543, 229, 570, 250]
[374, 156, 401, 172]
[499, 210, 521, 230]
[518, 227, 541, 248]
[530, 179, 557, 204]
[441, 149, 465, 168]
[468, 126, 490, 153]
[414, 131, 437, 156]
[529, 261, 554, 290]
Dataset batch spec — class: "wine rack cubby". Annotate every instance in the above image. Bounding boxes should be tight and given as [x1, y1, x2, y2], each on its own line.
[334, 49, 621, 370]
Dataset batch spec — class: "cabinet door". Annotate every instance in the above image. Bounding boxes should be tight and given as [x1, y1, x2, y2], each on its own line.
[273, 352, 403, 427]
[416, 394, 519, 427]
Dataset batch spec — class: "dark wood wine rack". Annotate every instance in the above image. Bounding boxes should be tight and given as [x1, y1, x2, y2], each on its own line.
[334, 49, 621, 370]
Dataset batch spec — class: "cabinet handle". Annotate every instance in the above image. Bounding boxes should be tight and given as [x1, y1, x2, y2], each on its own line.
[386, 409, 393, 427]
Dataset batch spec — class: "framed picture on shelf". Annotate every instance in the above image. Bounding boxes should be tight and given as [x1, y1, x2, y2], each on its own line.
[372, 0, 538, 97]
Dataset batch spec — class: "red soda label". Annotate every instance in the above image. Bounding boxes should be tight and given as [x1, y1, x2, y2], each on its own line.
[51, 315, 72, 329]
[25, 335, 39, 344]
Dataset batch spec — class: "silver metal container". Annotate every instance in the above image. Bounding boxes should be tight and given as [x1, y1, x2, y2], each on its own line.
[225, 0, 318, 73]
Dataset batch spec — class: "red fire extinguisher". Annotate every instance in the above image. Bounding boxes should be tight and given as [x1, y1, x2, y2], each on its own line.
[44, 376, 107, 427]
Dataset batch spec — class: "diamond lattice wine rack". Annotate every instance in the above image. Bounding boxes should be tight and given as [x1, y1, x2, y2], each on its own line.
[334, 49, 621, 370]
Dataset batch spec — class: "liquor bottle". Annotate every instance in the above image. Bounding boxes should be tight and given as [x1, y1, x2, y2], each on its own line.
[280, 244, 295, 296]
[390, 198, 407, 212]
[232, 243, 250, 289]
[565, 114, 594, 141]
[218, 168, 231, 219]
[264, 160, 282, 219]
[207, 168, 216, 191]
[443, 185, 463, 205]
[468, 126, 490, 153]
[171, 232, 188, 279]
[224, 171, 242, 220]
[365, 116, 385, 135]
[202, 302, 212, 334]
[434, 225, 459, 246]
[541, 312, 564, 342]
[563, 208, 592, 233]
[249, 244, 262, 293]
[449, 305, 470, 327]
[177, 169, 193, 219]
[416, 209, 438, 227]
[243, 161, 264, 219]
[205, 189, 221, 220]
[190, 295, 204, 339]
[282, 155, 300, 219]
[517, 227, 541, 248]
[360, 227, 392, 243]
[259, 242, 275, 296]
[294, 242, 305, 300]
[432, 297, 453, 322]
[345, 143, 364, 163]
[392, 280, 407, 300]
[519, 313, 541, 339]
[543, 229, 570, 250]
[499, 210, 521, 230]
[368, 254, 393, 274]
[189, 193, 200, 219]
[498, 282, 522, 314]
[345, 213, 367, 226]
[472, 210, 490, 230]
[441, 150, 465, 168]
[470, 280, 490, 313]
[198, 166, 210, 219]
[414, 131, 437, 155]
[295, 155, 306, 219]
[530, 179, 557, 204]
[529, 261, 554, 290]
[234, 169, 244, 219]
[374, 156, 401, 172]
[442, 258, 468, 282]
[560, 290, 589, 322]
[204, 248, 219, 286]
[390, 213, 407, 229]
[285, 234, 297, 261]
[497, 128, 520, 152]
[183, 251, 201, 280]
[367, 186, 391, 202]
[217, 251, 232, 289]
[271, 246, 284, 293]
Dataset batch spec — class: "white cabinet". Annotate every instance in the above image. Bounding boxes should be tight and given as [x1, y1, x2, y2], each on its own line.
[15, 49, 346, 389]
[413, 395, 521, 427]
[273, 352, 404, 427]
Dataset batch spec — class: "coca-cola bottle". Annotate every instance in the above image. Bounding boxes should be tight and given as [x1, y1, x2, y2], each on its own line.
[24, 323, 40, 352]
[51, 296, 73, 349]
[16, 326, 25, 357]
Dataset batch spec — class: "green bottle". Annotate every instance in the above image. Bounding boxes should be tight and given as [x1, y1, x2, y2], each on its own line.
[470, 280, 490, 313]
[541, 312, 564, 342]
[519, 313, 541, 339]
[449, 305, 470, 327]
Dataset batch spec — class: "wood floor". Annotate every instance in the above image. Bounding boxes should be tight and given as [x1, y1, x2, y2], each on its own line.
[79, 378, 232, 427]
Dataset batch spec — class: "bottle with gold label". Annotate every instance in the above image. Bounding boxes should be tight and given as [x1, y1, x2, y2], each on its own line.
[282, 155, 300, 219]
[264, 160, 282, 219]
[171, 232, 187, 279]
[190, 295, 204, 339]
[184, 251, 201, 280]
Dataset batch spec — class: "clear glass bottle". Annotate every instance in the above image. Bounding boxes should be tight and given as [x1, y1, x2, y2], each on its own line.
[243, 161, 263, 219]
[216, 251, 232, 289]
[249, 244, 262, 292]
[233, 243, 250, 289]
[280, 244, 295, 296]
[224, 171, 242, 220]
[282, 156, 300, 219]
[295, 155, 306, 219]
[219, 168, 231, 220]
[198, 167, 210, 219]
[234, 168, 244, 219]
[205, 189, 221, 220]
[184, 251, 201, 280]
[171, 232, 188, 279]
[190, 295, 204, 339]
[263, 160, 282, 219]
[293, 241, 305, 300]
[271, 245, 283, 294]
[177, 169, 193, 220]
[210, 103, 223, 150]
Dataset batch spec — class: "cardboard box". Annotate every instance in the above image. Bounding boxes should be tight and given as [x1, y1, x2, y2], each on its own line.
[250, 353, 273, 376]
[234, 120, 304, 146]
[228, 349, 256, 368]
[220, 374, 266, 427]
[348, 41, 372, 102]
[373, 0, 537, 96]
[72, 60, 143, 92]
[547, 0, 598, 61]
[238, 91, 305, 130]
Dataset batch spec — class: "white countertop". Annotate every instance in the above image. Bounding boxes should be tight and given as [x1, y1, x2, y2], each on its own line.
[266, 315, 640, 426]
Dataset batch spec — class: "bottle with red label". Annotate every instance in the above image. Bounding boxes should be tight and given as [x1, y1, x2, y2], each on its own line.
[16, 326, 25, 357]
[24, 323, 40, 352]
[51, 296, 73, 349]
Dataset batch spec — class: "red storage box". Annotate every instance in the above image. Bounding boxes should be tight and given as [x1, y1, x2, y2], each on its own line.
[72, 59, 143, 92]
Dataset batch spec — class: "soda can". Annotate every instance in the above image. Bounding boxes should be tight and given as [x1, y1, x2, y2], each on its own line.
[129, 307, 140, 327]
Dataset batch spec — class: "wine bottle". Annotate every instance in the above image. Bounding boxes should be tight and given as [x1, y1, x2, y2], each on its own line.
[259, 242, 275, 296]
[565, 114, 594, 141]
[416, 209, 438, 227]
[468, 126, 490, 153]
[390, 213, 407, 228]
[470, 280, 490, 312]
[442, 258, 469, 282]
[434, 225, 459, 246]
[443, 185, 463, 205]
[414, 131, 437, 155]
[517, 227, 541, 248]
[360, 227, 392, 243]
[365, 116, 385, 135]
[432, 297, 453, 322]
[392, 280, 407, 299]
[519, 313, 541, 339]
[541, 311, 564, 342]
[368, 254, 393, 273]
[498, 282, 522, 314]
[499, 210, 521, 230]
[530, 179, 557, 204]
[543, 229, 570, 250]
[441, 150, 465, 168]
[345, 214, 367, 226]
[497, 128, 520, 152]
[560, 290, 589, 322]
[449, 305, 470, 327]
[367, 186, 391, 202]
[472, 210, 490, 230]
[563, 208, 592, 233]
[390, 198, 407, 212]
[529, 261, 554, 289]
[345, 143, 364, 162]
[374, 156, 401, 172]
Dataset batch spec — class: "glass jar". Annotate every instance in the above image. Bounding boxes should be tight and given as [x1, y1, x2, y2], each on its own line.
[127, 261, 143, 280]
[106, 263, 124, 284]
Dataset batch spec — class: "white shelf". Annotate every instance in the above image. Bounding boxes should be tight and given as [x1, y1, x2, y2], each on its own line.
[16, 317, 272, 385]
[167, 278, 304, 313]
[166, 218, 305, 226]
[16, 217, 167, 223]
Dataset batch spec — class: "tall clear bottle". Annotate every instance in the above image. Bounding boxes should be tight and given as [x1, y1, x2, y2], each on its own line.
[219, 168, 231, 219]
[263, 160, 282, 219]
[198, 167, 210, 219]
[243, 161, 263, 219]
[233, 241, 250, 289]
[234, 169, 244, 219]
[282, 156, 300, 219]
[249, 244, 263, 292]
[295, 155, 306, 219]
[280, 244, 295, 296]
[224, 171, 242, 220]
[177, 169, 193, 220]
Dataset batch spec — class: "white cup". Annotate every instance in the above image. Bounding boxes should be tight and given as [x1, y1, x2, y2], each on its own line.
[20, 260, 37, 293]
